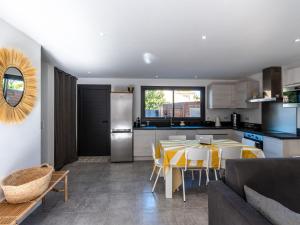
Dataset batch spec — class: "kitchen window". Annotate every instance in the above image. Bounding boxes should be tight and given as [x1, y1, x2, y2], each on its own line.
[141, 86, 205, 121]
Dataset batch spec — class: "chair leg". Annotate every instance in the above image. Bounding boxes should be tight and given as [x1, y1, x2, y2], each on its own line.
[181, 169, 186, 202]
[150, 165, 156, 181]
[191, 170, 194, 180]
[214, 169, 218, 181]
[206, 169, 210, 185]
[199, 169, 202, 186]
[152, 167, 162, 193]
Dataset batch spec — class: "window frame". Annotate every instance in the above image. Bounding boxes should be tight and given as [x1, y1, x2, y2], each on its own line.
[141, 86, 205, 122]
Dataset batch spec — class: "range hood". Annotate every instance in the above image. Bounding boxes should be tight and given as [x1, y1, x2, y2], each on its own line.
[249, 67, 282, 103]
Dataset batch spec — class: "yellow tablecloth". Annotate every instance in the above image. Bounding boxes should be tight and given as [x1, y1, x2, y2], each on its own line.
[157, 139, 265, 192]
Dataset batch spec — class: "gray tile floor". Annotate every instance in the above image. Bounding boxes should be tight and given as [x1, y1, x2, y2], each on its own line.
[22, 161, 208, 225]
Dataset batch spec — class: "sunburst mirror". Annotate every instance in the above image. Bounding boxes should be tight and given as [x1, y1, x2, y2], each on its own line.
[0, 48, 37, 123]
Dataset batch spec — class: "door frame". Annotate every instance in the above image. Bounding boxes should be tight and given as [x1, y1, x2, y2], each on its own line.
[77, 84, 111, 156]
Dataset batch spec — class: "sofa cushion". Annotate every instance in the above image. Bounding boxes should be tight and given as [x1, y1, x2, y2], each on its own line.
[208, 181, 272, 225]
[245, 185, 300, 225]
[225, 158, 300, 213]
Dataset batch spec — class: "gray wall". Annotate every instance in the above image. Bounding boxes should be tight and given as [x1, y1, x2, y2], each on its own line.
[78, 77, 236, 122]
[41, 62, 55, 165]
[262, 103, 297, 133]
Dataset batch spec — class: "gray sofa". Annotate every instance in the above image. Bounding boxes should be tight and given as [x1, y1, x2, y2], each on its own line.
[208, 158, 300, 225]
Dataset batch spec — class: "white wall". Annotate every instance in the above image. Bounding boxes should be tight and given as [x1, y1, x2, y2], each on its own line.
[0, 19, 41, 200]
[41, 62, 55, 165]
[78, 78, 235, 122]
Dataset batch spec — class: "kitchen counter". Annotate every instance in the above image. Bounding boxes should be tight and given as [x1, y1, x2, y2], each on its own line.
[134, 126, 300, 140]
[134, 125, 232, 130]
[234, 128, 300, 140]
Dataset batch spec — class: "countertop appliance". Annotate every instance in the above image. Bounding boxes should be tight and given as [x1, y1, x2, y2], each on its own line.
[249, 67, 282, 103]
[110, 92, 133, 162]
[231, 113, 241, 128]
[215, 116, 221, 127]
[283, 85, 300, 107]
[244, 132, 263, 150]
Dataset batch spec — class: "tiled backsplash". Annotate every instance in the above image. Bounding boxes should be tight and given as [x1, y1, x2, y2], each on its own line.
[206, 109, 233, 122]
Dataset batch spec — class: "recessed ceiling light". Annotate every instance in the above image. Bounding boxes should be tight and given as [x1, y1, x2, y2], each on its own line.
[155, 75, 159, 78]
[143, 52, 155, 64]
[295, 38, 300, 43]
[99, 32, 105, 37]
[202, 35, 207, 40]
[88, 71, 91, 74]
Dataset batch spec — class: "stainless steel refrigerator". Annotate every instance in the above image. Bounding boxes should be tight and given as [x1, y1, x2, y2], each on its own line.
[110, 92, 133, 162]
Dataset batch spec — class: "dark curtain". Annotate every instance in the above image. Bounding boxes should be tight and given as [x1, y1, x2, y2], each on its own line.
[54, 68, 77, 170]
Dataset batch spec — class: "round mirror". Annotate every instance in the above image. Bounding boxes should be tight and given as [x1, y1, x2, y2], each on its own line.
[2, 67, 25, 107]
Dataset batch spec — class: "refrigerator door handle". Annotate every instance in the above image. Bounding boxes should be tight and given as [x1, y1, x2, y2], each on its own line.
[111, 129, 132, 133]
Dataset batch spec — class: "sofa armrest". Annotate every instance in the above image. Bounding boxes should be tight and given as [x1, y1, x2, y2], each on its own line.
[208, 181, 272, 225]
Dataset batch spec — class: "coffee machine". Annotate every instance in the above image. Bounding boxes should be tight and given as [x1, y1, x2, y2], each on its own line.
[231, 113, 241, 128]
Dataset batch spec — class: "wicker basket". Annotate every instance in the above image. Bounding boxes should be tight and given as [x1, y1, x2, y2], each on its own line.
[1, 164, 54, 204]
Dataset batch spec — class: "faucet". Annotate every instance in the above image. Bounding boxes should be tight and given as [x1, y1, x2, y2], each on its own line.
[164, 113, 174, 126]
[170, 116, 174, 126]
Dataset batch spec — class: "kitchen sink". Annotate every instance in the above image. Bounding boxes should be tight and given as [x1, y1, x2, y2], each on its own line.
[170, 126, 205, 129]
[141, 126, 157, 129]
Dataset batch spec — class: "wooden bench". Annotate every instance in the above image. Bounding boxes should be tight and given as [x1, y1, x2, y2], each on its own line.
[0, 170, 69, 225]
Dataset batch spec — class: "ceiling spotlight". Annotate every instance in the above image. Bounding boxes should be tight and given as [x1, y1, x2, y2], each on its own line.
[143, 52, 156, 64]
[99, 32, 105, 37]
[202, 35, 207, 40]
[295, 38, 300, 43]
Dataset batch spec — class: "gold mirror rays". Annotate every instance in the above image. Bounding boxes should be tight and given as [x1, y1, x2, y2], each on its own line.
[0, 48, 37, 123]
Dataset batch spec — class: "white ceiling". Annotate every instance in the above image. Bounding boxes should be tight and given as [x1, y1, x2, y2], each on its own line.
[0, 0, 300, 79]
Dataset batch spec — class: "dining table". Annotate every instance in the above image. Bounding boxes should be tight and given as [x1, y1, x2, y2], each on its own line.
[156, 139, 265, 199]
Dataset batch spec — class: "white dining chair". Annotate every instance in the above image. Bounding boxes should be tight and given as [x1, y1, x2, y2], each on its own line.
[242, 138, 256, 147]
[218, 146, 242, 170]
[150, 143, 164, 193]
[181, 147, 210, 202]
[195, 135, 214, 140]
[195, 135, 214, 180]
[169, 135, 187, 140]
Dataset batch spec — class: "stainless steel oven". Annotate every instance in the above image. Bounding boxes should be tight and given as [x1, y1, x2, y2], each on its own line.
[283, 85, 300, 107]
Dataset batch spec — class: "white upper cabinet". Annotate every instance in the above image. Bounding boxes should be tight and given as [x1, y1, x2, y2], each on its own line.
[283, 68, 300, 86]
[208, 80, 259, 109]
[208, 83, 235, 109]
[232, 80, 259, 108]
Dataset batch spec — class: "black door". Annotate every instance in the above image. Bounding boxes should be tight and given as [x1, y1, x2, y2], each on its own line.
[78, 85, 111, 156]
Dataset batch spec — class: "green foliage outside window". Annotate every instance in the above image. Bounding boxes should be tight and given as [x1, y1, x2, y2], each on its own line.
[145, 90, 166, 110]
